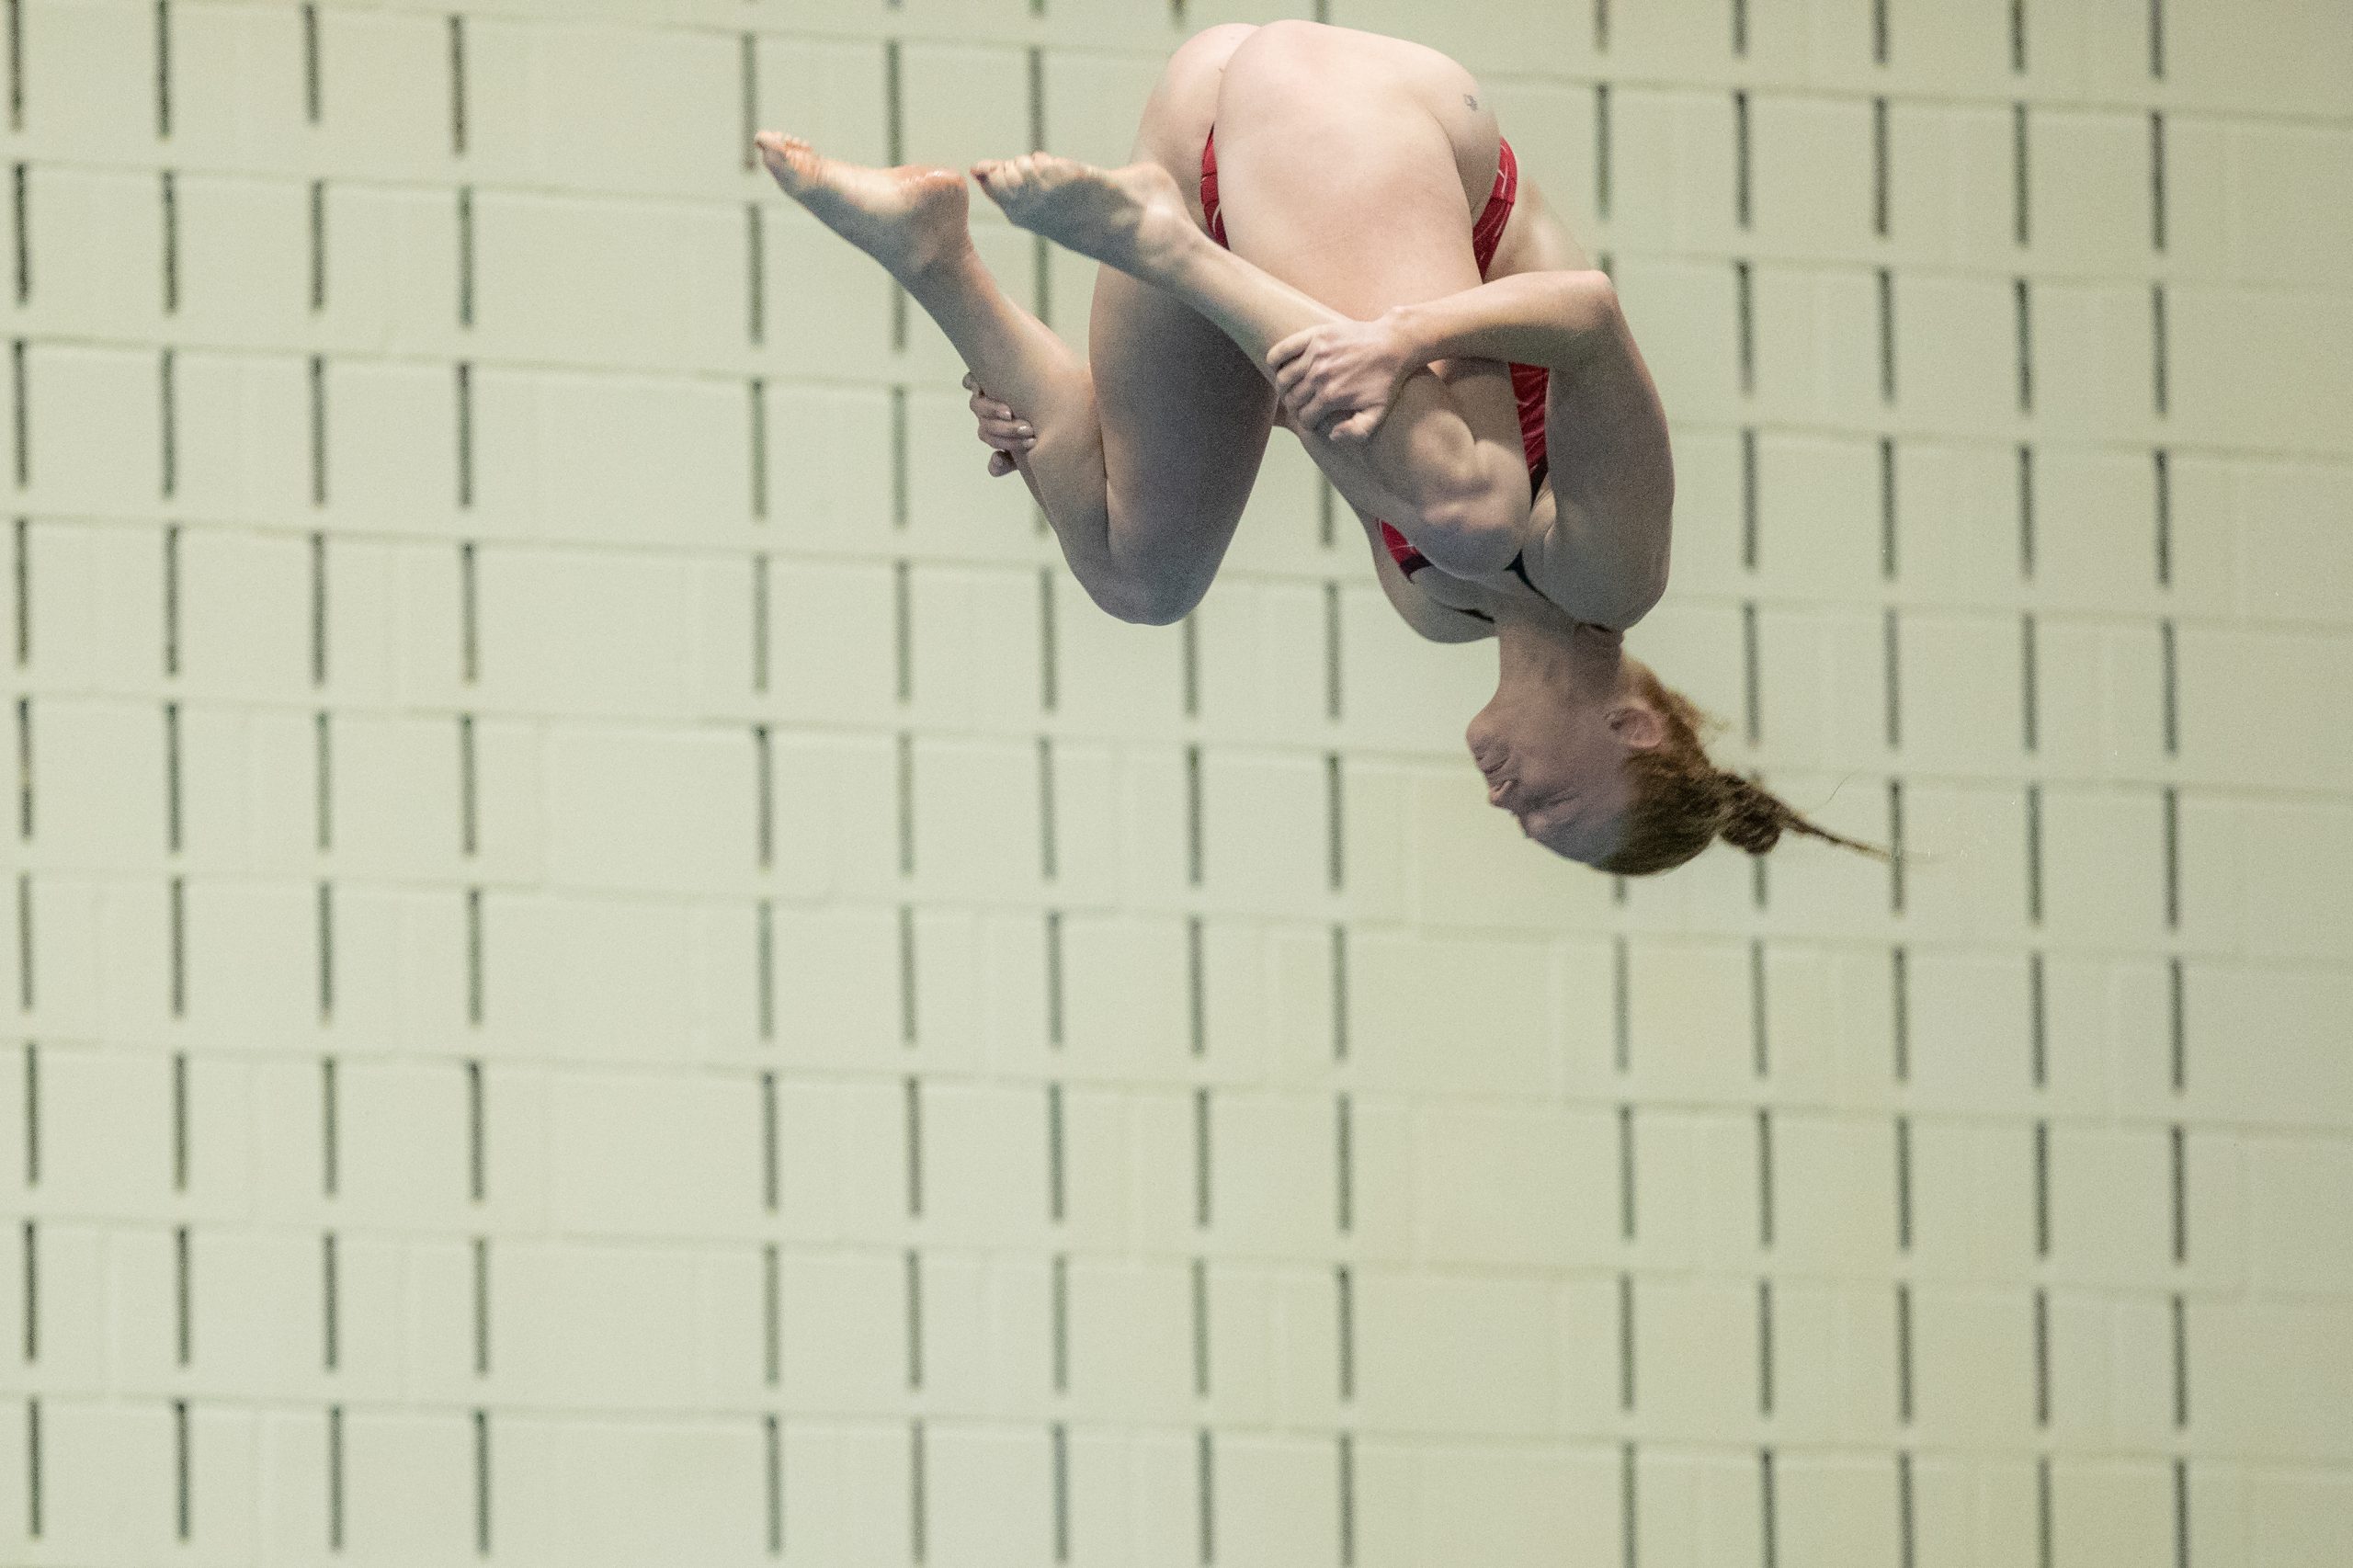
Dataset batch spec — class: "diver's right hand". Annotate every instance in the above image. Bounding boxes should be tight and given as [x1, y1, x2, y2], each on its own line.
[962, 371, 1036, 478]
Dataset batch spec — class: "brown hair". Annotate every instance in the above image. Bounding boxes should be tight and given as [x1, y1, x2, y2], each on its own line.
[1598, 668, 1890, 877]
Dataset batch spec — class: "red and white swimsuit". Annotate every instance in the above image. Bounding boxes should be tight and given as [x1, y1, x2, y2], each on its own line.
[1200, 123, 1552, 581]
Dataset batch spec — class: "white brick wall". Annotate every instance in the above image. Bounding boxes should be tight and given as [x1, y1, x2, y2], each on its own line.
[1, 2, 2347, 1563]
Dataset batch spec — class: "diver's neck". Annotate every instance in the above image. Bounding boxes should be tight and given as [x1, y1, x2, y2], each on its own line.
[1494, 599, 1625, 692]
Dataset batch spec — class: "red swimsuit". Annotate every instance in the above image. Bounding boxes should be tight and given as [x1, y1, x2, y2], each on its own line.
[1200, 124, 1552, 580]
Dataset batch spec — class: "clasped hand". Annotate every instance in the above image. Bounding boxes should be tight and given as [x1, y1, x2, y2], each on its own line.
[1265, 312, 1415, 445]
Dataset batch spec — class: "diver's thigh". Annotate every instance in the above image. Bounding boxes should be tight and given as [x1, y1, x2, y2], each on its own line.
[1080, 24, 1279, 613]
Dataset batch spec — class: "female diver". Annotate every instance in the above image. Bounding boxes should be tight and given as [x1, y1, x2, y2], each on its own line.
[756, 19, 1878, 875]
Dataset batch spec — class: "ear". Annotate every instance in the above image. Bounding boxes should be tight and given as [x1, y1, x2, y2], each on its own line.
[1606, 701, 1666, 751]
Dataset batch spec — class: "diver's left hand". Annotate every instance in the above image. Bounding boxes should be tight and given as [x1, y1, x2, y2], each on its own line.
[1267, 313, 1416, 445]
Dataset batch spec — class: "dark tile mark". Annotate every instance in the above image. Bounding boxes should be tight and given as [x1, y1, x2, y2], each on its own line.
[2152, 284, 2169, 415]
[160, 172, 178, 313]
[1882, 607, 1901, 749]
[2162, 786, 2179, 930]
[2032, 1286, 2051, 1424]
[1751, 852, 1768, 912]
[6, 0, 18, 131]
[1336, 1264, 1355, 1400]
[2010, 0, 2027, 72]
[309, 356, 327, 506]
[2012, 102, 2029, 247]
[895, 733, 914, 878]
[163, 523, 181, 675]
[1871, 97, 1890, 237]
[1323, 580, 1341, 721]
[11, 697, 25, 839]
[464, 1059, 484, 1199]
[2021, 613, 2040, 753]
[11, 516, 25, 665]
[1733, 91, 1752, 230]
[749, 726, 772, 869]
[1324, 752, 1343, 892]
[738, 33, 756, 170]
[1760, 1449, 1779, 1568]
[302, 5, 321, 123]
[13, 873, 28, 1012]
[1880, 437, 1898, 578]
[309, 531, 327, 686]
[2025, 783, 2044, 926]
[1195, 1428, 1214, 1566]
[320, 1054, 339, 1196]
[1596, 85, 1612, 220]
[2160, 619, 2177, 754]
[1051, 1255, 1069, 1392]
[908, 1420, 926, 1562]
[1595, 0, 1611, 54]
[2150, 112, 2167, 252]
[1044, 910, 1064, 1048]
[904, 1250, 923, 1387]
[1877, 267, 1896, 402]
[897, 903, 916, 1043]
[1740, 426, 1758, 570]
[2170, 1123, 2187, 1263]
[163, 702, 182, 852]
[471, 1235, 489, 1374]
[745, 204, 763, 345]
[1186, 915, 1206, 1056]
[472, 1409, 491, 1553]
[1337, 1433, 1356, 1568]
[1185, 745, 1203, 887]
[1045, 1083, 1064, 1222]
[327, 1403, 344, 1550]
[1756, 1278, 1773, 1415]
[2032, 1120, 2052, 1256]
[1330, 924, 1349, 1062]
[1612, 936, 1631, 1072]
[448, 16, 467, 155]
[172, 1223, 188, 1360]
[11, 339, 26, 489]
[758, 1071, 778, 1211]
[2014, 278, 2033, 412]
[1749, 938, 1768, 1077]
[1898, 1451, 1917, 1568]
[765, 1413, 783, 1555]
[2029, 950, 2048, 1087]
[8, 166, 21, 308]
[1732, 0, 1748, 56]
[2018, 444, 2037, 578]
[1617, 1274, 1636, 1412]
[1335, 1093, 1353, 1233]
[1895, 1281, 1915, 1422]
[1742, 601, 1761, 745]
[904, 1077, 923, 1218]
[1620, 1442, 1638, 1568]
[889, 387, 907, 528]
[2170, 1291, 2188, 1426]
[749, 556, 770, 692]
[2149, 0, 2165, 78]
[1871, 0, 1889, 63]
[1192, 1086, 1211, 1225]
[465, 886, 484, 1023]
[168, 875, 185, 1017]
[2154, 449, 2172, 586]
[458, 541, 478, 681]
[1734, 261, 1755, 394]
[1189, 1258, 1209, 1395]
[1039, 568, 1059, 711]
[1038, 736, 1058, 881]
[315, 881, 333, 1021]
[2168, 957, 2186, 1092]
[1617, 1104, 1635, 1241]
[20, 1041, 36, 1186]
[322, 1232, 338, 1369]
[2173, 1460, 2190, 1568]
[1051, 1424, 1069, 1562]
[1180, 614, 1199, 718]
[756, 901, 773, 1040]
[454, 363, 472, 508]
[158, 349, 176, 498]
[457, 714, 477, 857]
[172, 1398, 188, 1539]
[1893, 1115, 1912, 1250]
[19, 1396, 34, 1538]
[748, 380, 767, 520]
[1755, 1108, 1774, 1245]
[892, 562, 911, 703]
[154, 0, 172, 139]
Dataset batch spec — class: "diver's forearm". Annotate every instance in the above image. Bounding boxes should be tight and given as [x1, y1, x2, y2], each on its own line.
[1387, 269, 1619, 375]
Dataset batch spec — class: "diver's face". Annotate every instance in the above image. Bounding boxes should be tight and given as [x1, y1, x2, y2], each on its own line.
[1465, 699, 1640, 865]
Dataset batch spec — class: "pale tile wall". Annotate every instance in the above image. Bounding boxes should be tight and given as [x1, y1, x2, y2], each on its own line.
[0, 0, 2347, 1563]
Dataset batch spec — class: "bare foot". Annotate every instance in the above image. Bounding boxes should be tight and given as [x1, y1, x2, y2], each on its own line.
[969, 152, 1194, 276]
[755, 131, 973, 282]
